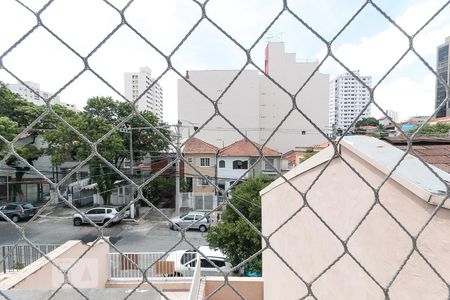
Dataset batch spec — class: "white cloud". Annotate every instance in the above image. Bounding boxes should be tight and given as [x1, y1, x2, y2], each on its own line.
[373, 74, 435, 121]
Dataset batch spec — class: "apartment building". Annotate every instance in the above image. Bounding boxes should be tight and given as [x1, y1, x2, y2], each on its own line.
[329, 71, 372, 133]
[124, 66, 163, 119]
[178, 42, 329, 153]
[435, 36, 450, 118]
[7, 81, 63, 106]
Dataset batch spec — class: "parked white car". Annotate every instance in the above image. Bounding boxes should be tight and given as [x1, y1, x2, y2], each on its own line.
[166, 246, 232, 277]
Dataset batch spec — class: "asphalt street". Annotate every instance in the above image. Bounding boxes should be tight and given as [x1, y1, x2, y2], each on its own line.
[0, 216, 209, 253]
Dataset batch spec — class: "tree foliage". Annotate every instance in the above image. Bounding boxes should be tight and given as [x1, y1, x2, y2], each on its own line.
[0, 83, 44, 200]
[355, 117, 379, 128]
[416, 122, 450, 135]
[207, 175, 274, 273]
[43, 96, 171, 204]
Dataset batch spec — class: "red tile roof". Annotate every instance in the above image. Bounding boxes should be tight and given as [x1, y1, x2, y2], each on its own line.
[219, 139, 282, 157]
[183, 137, 219, 154]
[381, 137, 450, 173]
[429, 116, 450, 124]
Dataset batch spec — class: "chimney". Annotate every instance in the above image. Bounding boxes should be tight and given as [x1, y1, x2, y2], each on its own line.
[185, 70, 190, 80]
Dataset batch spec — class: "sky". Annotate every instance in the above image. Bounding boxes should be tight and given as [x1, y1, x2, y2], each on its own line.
[0, 0, 449, 124]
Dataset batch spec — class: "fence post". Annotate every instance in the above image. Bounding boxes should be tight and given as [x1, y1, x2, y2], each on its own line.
[2, 246, 6, 273]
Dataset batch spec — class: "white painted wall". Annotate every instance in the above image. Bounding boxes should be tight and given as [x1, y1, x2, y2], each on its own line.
[178, 42, 329, 153]
[217, 156, 250, 189]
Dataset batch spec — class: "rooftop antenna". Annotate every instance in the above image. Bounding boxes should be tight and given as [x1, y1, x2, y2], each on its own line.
[265, 31, 284, 43]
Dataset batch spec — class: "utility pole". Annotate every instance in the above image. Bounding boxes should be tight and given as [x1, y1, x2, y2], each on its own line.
[175, 121, 181, 216]
[129, 126, 135, 219]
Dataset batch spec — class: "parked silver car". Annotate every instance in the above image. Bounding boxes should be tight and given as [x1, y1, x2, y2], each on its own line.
[169, 211, 211, 232]
[73, 207, 125, 226]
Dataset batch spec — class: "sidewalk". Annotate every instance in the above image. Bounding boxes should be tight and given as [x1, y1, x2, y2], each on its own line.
[36, 204, 176, 223]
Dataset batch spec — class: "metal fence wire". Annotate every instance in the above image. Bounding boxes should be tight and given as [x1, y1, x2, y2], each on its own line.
[0, 0, 449, 299]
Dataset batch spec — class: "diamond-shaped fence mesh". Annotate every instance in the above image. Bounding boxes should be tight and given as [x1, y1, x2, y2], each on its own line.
[0, 0, 449, 299]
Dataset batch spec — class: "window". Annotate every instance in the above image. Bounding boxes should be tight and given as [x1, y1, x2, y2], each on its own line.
[264, 158, 276, 171]
[181, 251, 196, 266]
[107, 209, 113, 214]
[187, 157, 193, 163]
[219, 160, 225, 168]
[198, 178, 209, 186]
[183, 215, 195, 221]
[200, 259, 226, 268]
[200, 157, 210, 167]
[232, 160, 248, 169]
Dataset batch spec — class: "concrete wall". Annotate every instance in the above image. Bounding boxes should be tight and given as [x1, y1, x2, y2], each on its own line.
[260, 42, 329, 150]
[178, 70, 261, 148]
[262, 148, 450, 299]
[178, 43, 329, 153]
[5, 240, 109, 290]
[202, 277, 263, 300]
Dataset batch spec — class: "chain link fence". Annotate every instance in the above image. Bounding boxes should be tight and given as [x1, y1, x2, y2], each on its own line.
[0, 0, 449, 299]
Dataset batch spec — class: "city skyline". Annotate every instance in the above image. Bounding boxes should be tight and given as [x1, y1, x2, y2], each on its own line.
[0, 0, 448, 124]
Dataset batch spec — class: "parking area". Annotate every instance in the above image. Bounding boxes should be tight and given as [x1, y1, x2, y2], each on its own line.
[0, 207, 209, 253]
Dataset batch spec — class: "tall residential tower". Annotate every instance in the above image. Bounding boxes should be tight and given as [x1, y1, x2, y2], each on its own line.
[329, 71, 372, 133]
[124, 67, 164, 119]
[435, 37, 450, 118]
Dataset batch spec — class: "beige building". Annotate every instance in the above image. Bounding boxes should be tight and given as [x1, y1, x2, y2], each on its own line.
[0, 239, 262, 300]
[261, 135, 450, 299]
[182, 137, 219, 193]
[178, 42, 329, 153]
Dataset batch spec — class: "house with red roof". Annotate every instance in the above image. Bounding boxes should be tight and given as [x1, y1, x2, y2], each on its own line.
[182, 137, 219, 194]
[217, 139, 282, 191]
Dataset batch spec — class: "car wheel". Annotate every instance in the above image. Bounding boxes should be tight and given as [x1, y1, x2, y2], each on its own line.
[175, 224, 180, 231]
[73, 218, 82, 226]
[11, 215, 19, 223]
[174, 272, 183, 277]
[104, 219, 111, 227]
[199, 225, 207, 232]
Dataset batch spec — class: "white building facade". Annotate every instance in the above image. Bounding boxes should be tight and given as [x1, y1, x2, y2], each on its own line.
[329, 71, 372, 133]
[124, 67, 163, 119]
[7, 81, 61, 106]
[178, 42, 329, 153]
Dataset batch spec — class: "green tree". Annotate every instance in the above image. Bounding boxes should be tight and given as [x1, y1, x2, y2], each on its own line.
[355, 117, 379, 128]
[43, 96, 171, 205]
[0, 83, 44, 201]
[416, 123, 450, 135]
[300, 151, 317, 162]
[207, 175, 274, 273]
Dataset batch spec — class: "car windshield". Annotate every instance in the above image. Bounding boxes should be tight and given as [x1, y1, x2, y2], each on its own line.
[180, 251, 196, 265]
[22, 204, 34, 209]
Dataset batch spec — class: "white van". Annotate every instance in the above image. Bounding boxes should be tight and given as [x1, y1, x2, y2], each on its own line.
[166, 246, 232, 276]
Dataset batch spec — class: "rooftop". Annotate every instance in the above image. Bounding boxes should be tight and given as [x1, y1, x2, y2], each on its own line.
[262, 136, 450, 208]
[381, 136, 450, 173]
[183, 137, 219, 154]
[218, 139, 281, 157]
